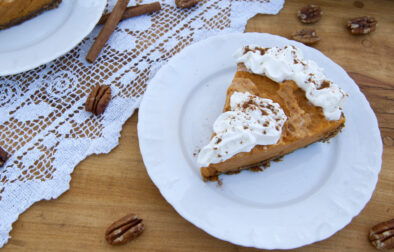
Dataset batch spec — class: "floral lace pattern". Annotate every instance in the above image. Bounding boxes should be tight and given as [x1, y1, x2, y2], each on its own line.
[0, 0, 284, 246]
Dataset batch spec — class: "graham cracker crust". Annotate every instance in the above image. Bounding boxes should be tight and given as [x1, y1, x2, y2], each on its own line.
[202, 121, 345, 182]
[0, 0, 62, 30]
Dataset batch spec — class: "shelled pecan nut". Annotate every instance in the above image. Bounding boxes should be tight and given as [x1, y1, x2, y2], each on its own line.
[297, 4, 322, 24]
[175, 0, 198, 8]
[347, 16, 377, 35]
[85, 84, 111, 115]
[0, 146, 9, 167]
[369, 219, 394, 250]
[105, 213, 144, 245]
[292, 29, 320, 45]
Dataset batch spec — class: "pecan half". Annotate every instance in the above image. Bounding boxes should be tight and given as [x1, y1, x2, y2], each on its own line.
[297, 4, 322, 24]
[292, 29, 320, 45]
[369, 219, 394, 250]
[175, 0, 198, 8]
[0, 146, 9, 167]
[347, 16, 377, 35]
[85, 84, 111, 115]
[105, 213, 144, 245]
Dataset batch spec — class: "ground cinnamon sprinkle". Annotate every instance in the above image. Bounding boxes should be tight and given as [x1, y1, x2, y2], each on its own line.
[317, 80, 331, 90]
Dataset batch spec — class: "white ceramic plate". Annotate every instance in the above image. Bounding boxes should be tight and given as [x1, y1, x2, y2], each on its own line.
[138, 33, 382, 249]
[0, 0, 106, 76]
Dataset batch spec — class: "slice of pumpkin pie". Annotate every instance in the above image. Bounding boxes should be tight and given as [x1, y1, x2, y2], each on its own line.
[198, 45, 347, 181]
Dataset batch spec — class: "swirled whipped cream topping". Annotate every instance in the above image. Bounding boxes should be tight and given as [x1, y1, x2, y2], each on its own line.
[197, 92, 287, 167]
[234, 45, 347, 121]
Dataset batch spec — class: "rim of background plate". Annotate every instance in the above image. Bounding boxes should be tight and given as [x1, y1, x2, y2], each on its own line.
[0, 0, 107, 76]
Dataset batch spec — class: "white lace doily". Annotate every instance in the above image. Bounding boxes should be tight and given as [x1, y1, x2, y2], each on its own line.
[0, 0, 284, 247]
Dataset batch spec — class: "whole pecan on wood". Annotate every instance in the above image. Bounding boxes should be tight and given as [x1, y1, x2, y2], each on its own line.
[85, 84, 111, 115]
[0, 146, 9, 167]
[175, 0, 198, 8]
[292, 29, 320, 45]
[369, 219, 394, 250]
[347, 16, 377, 35]
[105, 213, 144, 245]
[297, 4, 322, 24]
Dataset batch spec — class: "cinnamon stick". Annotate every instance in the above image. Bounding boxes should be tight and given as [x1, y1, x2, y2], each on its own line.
[86, 0, 130, 63]
[98, 2, 161, 25]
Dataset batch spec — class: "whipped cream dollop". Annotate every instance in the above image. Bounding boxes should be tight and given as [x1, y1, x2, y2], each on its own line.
[234, 45, 347, 121]
[197, 92, 287, 167]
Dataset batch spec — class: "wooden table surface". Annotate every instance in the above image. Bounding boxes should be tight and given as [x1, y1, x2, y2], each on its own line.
[3, 0, 394, 251]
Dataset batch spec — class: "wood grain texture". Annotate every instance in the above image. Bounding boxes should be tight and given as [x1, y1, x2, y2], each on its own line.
[3, 0, 394, 251]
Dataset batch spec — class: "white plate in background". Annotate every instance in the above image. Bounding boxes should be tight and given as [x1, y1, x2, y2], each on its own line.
[0, 0, 106, 76]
